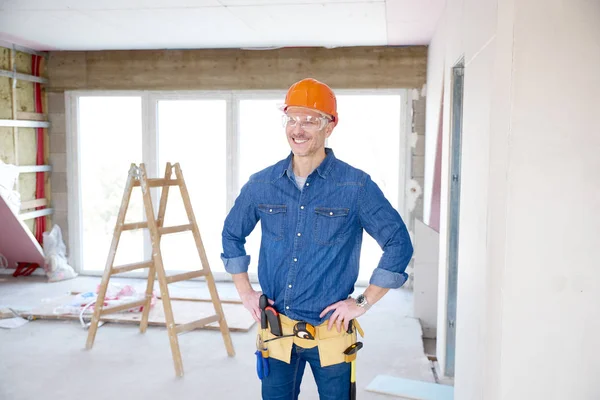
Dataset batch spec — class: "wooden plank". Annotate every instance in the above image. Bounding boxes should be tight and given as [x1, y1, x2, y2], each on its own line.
[47, 46, 428, 91]
[20, 199, 48, 210]
[100, 299, 147, 315]
[165, 269, 207, 284]
[366, 376, 454, 400]
[175, 315, 220, 335]
[16, 111, 48, 121]
[121, 221, 148, 231]
[158, 295, 242, 305]
[111, 261, 153, 274]
[22, 296, 255, 332]
[132, 178, 180, 188]
[158, 224, 192, 235]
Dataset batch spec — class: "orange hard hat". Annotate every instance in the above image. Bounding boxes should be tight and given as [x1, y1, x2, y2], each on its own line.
[283, 78, 338, 126]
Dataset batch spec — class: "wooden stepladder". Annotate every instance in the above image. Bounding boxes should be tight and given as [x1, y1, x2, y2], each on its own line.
[85, 162, 235, 377]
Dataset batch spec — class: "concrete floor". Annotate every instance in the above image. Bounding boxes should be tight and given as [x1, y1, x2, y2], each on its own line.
[0, 276, 434, 400]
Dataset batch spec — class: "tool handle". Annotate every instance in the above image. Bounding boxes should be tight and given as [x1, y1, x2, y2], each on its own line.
[255, 351, 264, 379]
[259, 294, 268, 309]
[265, 307, 283, 336]
[259, 294, 268, 329]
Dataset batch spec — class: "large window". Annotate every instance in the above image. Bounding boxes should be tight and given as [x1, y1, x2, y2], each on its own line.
[330, 94, 403, 282]
[157, 99, 227, 274]
[69, 90, 407, 283]
[77, 96, 143, 271]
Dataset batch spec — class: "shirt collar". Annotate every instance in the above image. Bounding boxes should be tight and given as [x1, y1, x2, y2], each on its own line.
[279, 148, 336, 180]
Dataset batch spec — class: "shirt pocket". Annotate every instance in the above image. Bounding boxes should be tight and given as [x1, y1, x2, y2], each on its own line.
[258, 204, 287, 241]
[313, 207, 350, 246]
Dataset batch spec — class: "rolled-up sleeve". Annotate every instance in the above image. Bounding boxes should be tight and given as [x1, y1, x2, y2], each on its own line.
[221, 182, 259, 274]
[358, 175, 414, 289]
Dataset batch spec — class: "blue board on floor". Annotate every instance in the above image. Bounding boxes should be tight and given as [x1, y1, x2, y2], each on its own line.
[366, 375, 454, 400]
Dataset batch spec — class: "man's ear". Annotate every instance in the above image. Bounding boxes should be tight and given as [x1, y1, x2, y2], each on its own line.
[325, 123, 335, 138]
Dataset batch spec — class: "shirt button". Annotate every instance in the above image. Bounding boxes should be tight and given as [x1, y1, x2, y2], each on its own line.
[300, 206, 305, 210]
[306, 183, 310, 187]
[329, 212, 333, 216]
[286, 306, 290, 310]
[293, 258, 298, 262]
[297, 232, 301, 237]
[269, 209, 273, 213]
[288, 284, 292, 288]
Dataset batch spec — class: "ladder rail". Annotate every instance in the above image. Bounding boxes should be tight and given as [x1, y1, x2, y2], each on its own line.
[86, 164, 137, 350]
[174, 163, 235, 357]
[139, 164, 185, 377]
[84, 162, 235, 377]
[140, 162, 172, 333]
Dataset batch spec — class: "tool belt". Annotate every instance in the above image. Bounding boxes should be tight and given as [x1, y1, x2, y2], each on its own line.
[259, 314, 364, 367]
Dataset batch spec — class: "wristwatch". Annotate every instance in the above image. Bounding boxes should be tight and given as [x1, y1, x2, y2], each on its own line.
[355, 294, 371, 310]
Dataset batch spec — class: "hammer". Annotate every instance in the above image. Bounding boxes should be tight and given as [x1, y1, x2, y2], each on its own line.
[344, 341, 363, 400]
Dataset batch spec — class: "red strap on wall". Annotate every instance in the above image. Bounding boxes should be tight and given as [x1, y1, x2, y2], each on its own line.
[32, 54, 46, 243]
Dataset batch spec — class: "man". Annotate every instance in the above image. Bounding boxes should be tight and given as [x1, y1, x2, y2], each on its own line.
[221, 78, 413, 399]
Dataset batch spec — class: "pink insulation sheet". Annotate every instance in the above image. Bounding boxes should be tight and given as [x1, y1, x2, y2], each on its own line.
[0, 195, 45, 268]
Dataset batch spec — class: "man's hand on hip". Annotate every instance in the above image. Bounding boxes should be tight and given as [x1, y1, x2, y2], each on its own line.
[239, 289, 275, 323]
[320, 298, 366, 333]
[240, 290, 264, 322]
[232, 272, 273, 323]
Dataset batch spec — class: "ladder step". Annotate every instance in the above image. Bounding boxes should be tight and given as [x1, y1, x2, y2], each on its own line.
[111, 261, 153, 274]
[158, 224, 192, 235]
[133, 179, 180, 188]
[122, 221, 148, 231]
[165, 269, 207, 284]
[100, 299, 147, 315]
[175, 315, 220, 335]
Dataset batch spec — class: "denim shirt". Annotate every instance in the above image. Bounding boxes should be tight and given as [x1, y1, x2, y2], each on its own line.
[221, 148, 413, 325]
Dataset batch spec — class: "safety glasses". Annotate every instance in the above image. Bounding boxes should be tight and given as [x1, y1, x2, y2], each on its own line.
[282, 115, 331, 132]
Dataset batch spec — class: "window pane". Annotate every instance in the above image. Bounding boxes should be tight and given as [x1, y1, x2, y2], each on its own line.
[328, 94, 402, 282]
[79, 96, 143, 271]
[238, 98, 290, 275]
[157, 100, 227, 274]
[238, 98, 290, 185]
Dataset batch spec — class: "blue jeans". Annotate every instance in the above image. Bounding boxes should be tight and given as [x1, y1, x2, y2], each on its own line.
[262, 344, 351, 400]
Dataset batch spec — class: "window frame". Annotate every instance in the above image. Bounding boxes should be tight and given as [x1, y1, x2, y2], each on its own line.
[67, 89, 411, 284]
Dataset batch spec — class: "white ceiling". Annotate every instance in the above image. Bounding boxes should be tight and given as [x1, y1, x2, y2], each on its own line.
[0, 0, 445, 51]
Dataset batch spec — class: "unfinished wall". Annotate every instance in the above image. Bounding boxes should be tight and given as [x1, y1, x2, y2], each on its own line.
[46, 46, 427, 91]
[427, 0, 600, 399]
[47, 92, 67, 245]
[0, 46, 48, 232]
[46, 46, 428, 253]
[410, 89, 426, 222]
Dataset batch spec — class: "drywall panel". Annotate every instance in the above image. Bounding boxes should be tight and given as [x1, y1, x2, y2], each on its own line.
[423, 10, 446, 225]
[47, 46, 427, 91]
[413, 219, 440, 339]
[463, 0, 498, 63]
[453, 38, 495, 400]
[427, 0, 598, 398]
[499, 0, 600, 398]
[481, 1, 515, 399]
